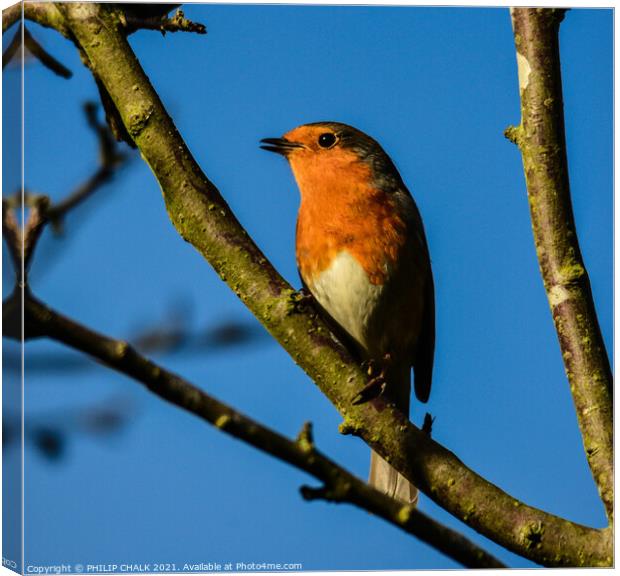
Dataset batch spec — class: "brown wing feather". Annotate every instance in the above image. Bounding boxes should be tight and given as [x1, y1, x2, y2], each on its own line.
[413, 268, 435, 403]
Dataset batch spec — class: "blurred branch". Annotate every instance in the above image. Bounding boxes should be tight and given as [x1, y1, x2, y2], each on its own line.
[23, 26, 72, 78]
[506, 8, 613, 522]
[10, 292, 503, 569]
[2, 25, 21, 69]
[2, 100, 127, 340]
[22, 195, 49, 270]
[49, 2, 612, 566]
[46, 102, 127, 231]
[4, 395, 133, 462]
[2, 315, 268, 375]
[2, 193, 49, 279]
[1, 102, 126, 259]
[2, 198, 21, 273]
[2, 189, 43, 337]
[2, 24, 71, 78]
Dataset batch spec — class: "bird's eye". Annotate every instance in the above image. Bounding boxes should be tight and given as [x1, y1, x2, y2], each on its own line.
[318, 133, 337, 149]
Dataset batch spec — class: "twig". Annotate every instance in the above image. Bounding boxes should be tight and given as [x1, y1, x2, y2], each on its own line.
[506, 8, 613, 522]
[2, 25, 21, 69]
[1, 103, 126, 281]
[22, 196, 50, 270]
[2, 193, 49, 276]
[122, 7, 206, 35]
[46, 102, 127, 229]
[2, 198, 21, 273]
[55, 2, 612, 566]
[10, 292, 504, 569]
[23, 27, 72, 78]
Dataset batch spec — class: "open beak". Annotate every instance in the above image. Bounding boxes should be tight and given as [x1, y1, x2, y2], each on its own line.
[260, 137, 305, 156]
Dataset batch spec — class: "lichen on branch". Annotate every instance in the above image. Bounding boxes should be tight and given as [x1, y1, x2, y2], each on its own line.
[506, 7, 613, 523]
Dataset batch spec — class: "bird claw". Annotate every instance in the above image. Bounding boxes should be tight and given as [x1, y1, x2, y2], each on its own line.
[361, 352, 392, 376]
[422, 412, 435, 436]
[361, 358, 378, 377]
[287, 288, 314, 315]
[351, 374, 387, 405]
[354, 353, 394, 405]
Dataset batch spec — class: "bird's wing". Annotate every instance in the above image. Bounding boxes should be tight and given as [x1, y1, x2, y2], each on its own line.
[413, 266, 435, 403]
[400, 188, 435, 404]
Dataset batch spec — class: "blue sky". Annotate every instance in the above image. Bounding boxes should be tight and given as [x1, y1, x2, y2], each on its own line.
[3, 5, 613, 570]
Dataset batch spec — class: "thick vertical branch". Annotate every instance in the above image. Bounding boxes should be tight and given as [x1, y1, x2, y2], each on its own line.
[506, 8, 613, 521]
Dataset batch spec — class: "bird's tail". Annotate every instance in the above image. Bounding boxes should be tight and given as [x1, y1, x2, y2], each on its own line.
[369, 450, 419, 505]
[367, 360, 419, 505]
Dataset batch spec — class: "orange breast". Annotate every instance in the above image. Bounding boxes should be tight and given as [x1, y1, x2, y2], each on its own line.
[291, 150, 407, 286]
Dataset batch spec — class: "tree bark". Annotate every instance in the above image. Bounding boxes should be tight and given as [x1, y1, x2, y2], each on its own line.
[506, 7, 613, 522]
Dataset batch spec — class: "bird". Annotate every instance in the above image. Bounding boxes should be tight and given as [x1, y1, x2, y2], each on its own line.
[261, 122, 434, 505]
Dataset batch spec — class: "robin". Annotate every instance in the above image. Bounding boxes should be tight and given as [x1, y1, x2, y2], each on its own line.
[261, 122, 434, 505]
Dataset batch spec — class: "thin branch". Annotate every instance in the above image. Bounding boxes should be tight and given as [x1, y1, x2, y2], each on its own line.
[22, 195, 49, 270]
[23, 27, 72, 78]
[1, 102, 126, 282]
[46, 102, 127, 229]
[3, 292, 503, 569]
[2, 25, 21, 69]
[2, 198, 21, 273]
[506, 8, 613, 522]
[2, 193, 49, 276]
[54, 3, 612, 566]
[122, 7, 206, 35]
[2, 196, 24, 341]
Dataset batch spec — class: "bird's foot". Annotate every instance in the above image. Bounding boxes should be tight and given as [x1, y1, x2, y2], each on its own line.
[286, 287, 314, 315]
[353, 353, 393, 405]
[422, 412, 435, 436]
[361, 352, 392, 377]
[352, 374, 387, 405]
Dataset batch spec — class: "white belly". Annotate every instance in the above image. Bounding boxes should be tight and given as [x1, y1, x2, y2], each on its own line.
[306, 251, 385, 352]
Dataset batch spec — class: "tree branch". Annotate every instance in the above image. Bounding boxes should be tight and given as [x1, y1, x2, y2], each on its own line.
[3, 2, 205, 37]
[50, 2, 612, 566]
[23, 26, 72, 78]
[2, 198, 22, 274]
[4, 3, 69, 37]
[2, 25, 21, 70]
[1, 100, 125, 281]
[2, 24, 70, 78]
[122, 7, 206, 35]
[2, 193, 49, 277]
[46, 102, 127, 230]
[506, 8, 613, 522]
[3, 292, 504, 569]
